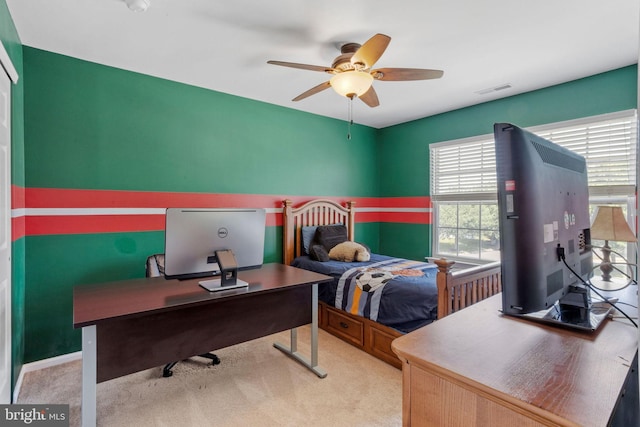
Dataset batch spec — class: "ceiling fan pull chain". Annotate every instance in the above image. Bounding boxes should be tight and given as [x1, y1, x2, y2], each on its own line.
[347, 96, 354, 140]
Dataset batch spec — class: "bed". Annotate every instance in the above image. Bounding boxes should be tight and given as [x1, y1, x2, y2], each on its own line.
[283, 199, 502, 368]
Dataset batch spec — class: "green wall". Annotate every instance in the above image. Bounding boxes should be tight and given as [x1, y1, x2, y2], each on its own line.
[1, 0, 25, 395]
[20, 49, 639, 362]
[376, 65, 638, 259]
[25, 232, 164, 357]
[22, 47, 380, 362]
[24, 48, 378, 195]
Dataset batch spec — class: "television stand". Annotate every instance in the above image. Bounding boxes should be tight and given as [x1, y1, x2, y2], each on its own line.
[511, 291, 613, 331]
[392, 293, 638, 426]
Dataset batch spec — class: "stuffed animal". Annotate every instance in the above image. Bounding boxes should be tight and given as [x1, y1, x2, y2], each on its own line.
[328, 241, 371, 262]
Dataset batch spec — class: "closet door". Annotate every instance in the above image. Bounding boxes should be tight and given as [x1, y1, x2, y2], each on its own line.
[0, 65, 11, 404]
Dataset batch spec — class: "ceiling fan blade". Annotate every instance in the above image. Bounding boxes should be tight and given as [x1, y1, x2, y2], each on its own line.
[351, 34, 391, 69]
[292, 81, 332, 101]
[372, 68, 444, 81]
[359, 86, 380, 108]
[267, 60, 334, 73]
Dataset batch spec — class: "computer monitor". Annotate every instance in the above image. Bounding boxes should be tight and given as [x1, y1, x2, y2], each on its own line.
[494, 123, 609, 331]
[164, 208, 266, 280]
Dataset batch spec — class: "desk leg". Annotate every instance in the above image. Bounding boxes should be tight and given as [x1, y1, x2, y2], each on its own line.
[81, 325, 97, 427]
[273, 283, 327, 378]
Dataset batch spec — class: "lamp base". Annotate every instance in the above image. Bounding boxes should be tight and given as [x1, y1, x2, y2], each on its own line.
[589, 276, 630, 291]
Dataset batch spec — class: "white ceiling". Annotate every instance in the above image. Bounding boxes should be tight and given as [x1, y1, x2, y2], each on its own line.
[6, 0, 639, 128]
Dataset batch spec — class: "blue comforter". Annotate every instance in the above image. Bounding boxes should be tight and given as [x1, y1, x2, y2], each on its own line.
[292, 253, 439, 333]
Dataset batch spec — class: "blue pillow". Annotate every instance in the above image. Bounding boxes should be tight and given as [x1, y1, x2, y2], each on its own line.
[301, 226, 318, 254]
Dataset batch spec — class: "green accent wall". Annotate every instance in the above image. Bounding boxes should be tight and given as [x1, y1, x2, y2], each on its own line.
[380, 223, 430, 260]
[24, 48, 378, 196]
[25, 232, 163, 359]
[20, 51, 640, 362]
[21, 47, 383, 362]
[376, 65, 638, 260]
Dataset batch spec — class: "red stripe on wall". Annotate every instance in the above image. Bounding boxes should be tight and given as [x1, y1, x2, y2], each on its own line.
[12, 216, 26, 241]
[377, 197, 432, 208]
[25, 188, 289, 209]
[12, 185, 25, 209]
[11, 187, 431, 239]
[22, 187, 428, 210]
[378, 211, 432, 224]
[25, 215, 166, 235]
[356, 211, 431, 224]
[23, 212, 281, 236]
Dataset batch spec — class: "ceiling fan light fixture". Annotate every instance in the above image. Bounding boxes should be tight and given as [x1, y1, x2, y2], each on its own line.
[125, 0, 150, 12]
[330, 71, 373, 98]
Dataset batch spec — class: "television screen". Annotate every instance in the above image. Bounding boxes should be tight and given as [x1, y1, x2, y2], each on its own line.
[164, 208, 266, 280]
[494, 123, 609, 331]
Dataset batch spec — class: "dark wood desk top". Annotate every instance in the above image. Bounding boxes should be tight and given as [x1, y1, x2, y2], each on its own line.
[392, 291, 638, 427]
[73, 263, 333, 328]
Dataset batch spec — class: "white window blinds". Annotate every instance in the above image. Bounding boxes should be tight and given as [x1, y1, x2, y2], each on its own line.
[533, 111, 637, 197]
[430, 110, 637, 200]
[430, 137, 496, 201]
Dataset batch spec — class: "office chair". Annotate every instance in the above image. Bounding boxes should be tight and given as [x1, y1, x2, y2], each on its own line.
[145, 254, 221, 377]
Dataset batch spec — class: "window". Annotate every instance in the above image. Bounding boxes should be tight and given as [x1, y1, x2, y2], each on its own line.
[430, 110, 637, 264]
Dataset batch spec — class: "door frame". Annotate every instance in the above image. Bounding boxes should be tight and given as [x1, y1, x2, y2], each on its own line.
[0, 40, 19, 404]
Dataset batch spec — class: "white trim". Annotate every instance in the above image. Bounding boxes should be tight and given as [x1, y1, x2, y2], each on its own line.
[11, 207, 283, 218]
[13, 208, 167, 217]
[0, 41, 18, 83]
[12, 351, 82, 403]
[356, 207, 431, 213]
[11, 206, 417, 217]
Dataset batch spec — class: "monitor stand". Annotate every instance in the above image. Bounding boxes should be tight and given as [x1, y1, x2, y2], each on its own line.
[199, 249, 248, 292]
[198, 277, 248, 292]
[511, 287, 613, 332]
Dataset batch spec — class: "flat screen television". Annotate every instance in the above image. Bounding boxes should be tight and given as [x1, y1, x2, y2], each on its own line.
[494, 123, 610, 331]
[164, 208, 266, 282]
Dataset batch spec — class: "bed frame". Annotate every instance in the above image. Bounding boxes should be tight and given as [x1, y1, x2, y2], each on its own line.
[283, 199, 502, 368]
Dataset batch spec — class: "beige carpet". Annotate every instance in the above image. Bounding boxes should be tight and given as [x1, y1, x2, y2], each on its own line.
[16, 326, 402, 427]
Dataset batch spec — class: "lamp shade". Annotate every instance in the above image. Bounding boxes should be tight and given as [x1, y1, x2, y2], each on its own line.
[330, 71, 373, 98]
[590, 206, 636, 242]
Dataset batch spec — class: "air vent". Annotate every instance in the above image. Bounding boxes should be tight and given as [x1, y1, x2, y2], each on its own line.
[530, 140, 586, 173]
[475, 84, 512, 95]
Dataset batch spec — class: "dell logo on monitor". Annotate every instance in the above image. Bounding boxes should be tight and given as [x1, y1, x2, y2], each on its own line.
[217, 227, 228, 238]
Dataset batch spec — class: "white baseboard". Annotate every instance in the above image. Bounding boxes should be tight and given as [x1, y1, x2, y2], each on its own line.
[13, 351, 82, 403]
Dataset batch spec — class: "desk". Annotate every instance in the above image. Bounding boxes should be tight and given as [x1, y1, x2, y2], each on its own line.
[73, 263, 333, 427]
[392, 292, 638, 427]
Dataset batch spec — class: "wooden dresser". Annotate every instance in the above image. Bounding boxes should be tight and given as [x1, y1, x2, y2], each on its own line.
[392, 294, 638, 427]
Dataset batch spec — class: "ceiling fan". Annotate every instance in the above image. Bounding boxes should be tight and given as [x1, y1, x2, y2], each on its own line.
[267, 33, 443, 108]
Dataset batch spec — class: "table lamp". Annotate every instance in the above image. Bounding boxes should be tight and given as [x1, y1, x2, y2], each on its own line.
[589, 205, 636, 290]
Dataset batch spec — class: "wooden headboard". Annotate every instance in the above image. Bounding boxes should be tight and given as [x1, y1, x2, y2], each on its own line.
[282, 199, 355, 266]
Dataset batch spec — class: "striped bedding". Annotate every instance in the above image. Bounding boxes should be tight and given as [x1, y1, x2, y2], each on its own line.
[292, 253, 439, 333]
